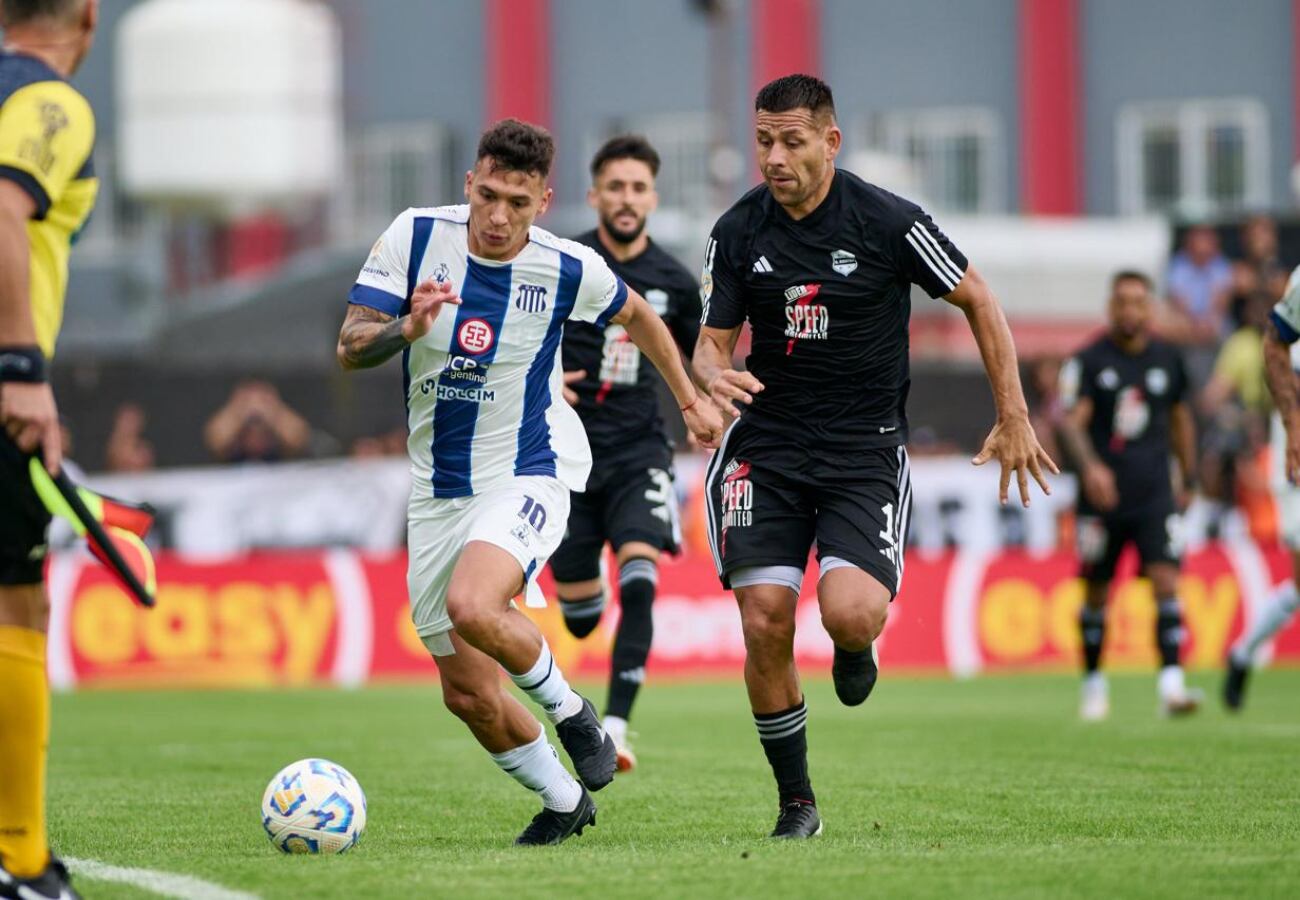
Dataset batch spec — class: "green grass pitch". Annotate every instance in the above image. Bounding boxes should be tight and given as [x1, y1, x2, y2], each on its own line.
[49, 671, 1300, 899]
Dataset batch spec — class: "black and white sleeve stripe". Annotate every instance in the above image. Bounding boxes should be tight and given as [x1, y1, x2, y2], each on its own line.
[898, 214, 969, 298]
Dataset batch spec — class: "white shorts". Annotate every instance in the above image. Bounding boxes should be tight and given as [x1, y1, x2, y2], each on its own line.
[1270, 414, 1300, 549]
[408, 475, 570, 650]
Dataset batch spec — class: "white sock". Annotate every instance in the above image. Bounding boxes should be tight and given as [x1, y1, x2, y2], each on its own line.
[1232, 582, 1300, 664]
[1084, 672, 1107, 691]
[1158, 665, 1186, 698]
[604, 715, 628, 747]
[489, 729, 582, 812]
[508, 640, 583, 723]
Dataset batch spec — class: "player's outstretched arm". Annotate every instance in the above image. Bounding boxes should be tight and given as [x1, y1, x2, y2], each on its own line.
[337, 277, 461, 370]
[1263, 319, 1300, 483]
[612, 291, 723, 448]
[944, 265, 1059, 506]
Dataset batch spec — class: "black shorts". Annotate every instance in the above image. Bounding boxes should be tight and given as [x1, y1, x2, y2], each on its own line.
[704, 421, 912, 597]
[1076, 497, 1181, 583]
[548, 445, 681, 584]
[0, 430, 51, 585]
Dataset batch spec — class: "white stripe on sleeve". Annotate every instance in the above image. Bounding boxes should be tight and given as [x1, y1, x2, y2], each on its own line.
[905, 231, 958, 291]
[911, 223, 965, 284]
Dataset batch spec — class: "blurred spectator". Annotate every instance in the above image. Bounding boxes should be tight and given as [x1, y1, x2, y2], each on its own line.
[1197, 292, 1272, 532]
[1200, 293, 1273, 421]
[1231, 215, 1288, 307]
[906, 425, 959, 458]
[349, 436, 387, 459]
[58, 419, 86, 483]
[104, 403, 156, 473]
[1026, 356, 1064, 466]
[1166, 225, 1234, 344]
[349, 427, 406, 459]
[204, 381, 311, 463]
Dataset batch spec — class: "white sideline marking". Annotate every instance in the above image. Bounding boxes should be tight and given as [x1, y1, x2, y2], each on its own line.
[65, 858, 259, 900]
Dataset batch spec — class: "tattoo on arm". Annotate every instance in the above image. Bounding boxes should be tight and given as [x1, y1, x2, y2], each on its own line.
[337, 305, 410, 370]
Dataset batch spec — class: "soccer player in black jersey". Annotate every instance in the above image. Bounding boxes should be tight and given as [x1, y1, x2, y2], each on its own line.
[550, 135, 701, 771]
[1057, 271, 1201, 721]
[694, 75, 1056, 839]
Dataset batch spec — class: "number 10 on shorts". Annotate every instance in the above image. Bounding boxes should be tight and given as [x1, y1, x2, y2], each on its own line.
[518, 496, 547, 532]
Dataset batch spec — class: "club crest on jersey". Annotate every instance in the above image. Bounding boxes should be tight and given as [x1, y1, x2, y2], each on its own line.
[783, 283, 829, 355]
[645, 288, 669, 314]
[1146, 367, 1169, 395]
[433, 262, 450, 284]
[514, 283, 548, 313]
[831, 249, 858, 276]
[457, 318, 496, 355]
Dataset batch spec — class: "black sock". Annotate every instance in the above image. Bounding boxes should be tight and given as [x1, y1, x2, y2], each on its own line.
[1156, 599, 1184, 668]
[560, 591, 605, 639]
[1080, 606, 1105, 674]
[606, 557, 656, 720]
[834, 645, 872, 664]
[754, 700, 814, 806]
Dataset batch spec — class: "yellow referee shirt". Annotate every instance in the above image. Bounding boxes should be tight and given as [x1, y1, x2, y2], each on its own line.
[0, 51, 96, 359]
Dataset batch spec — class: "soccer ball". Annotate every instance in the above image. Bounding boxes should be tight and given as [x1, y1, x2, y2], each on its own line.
[261, 758, 367, 854]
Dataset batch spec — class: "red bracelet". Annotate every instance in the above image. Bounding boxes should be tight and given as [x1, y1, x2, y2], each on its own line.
[680, 397, 698, 413]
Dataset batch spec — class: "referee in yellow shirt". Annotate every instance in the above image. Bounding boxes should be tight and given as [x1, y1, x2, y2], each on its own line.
[0, 2, 98, 898]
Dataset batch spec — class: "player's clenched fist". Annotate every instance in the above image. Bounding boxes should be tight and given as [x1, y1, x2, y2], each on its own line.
[403, 277, 462, 342]
[682, 393, 724, 449]
[707, 369, 764, 420]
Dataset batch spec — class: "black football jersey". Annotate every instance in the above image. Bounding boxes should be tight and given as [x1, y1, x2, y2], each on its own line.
[701, 170, 968, 466]
[1061, 335, 1189, 508]
[561, 230, 700, 457]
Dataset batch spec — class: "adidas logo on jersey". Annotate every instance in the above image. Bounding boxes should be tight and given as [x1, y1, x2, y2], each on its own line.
[752, 256, 773, 274]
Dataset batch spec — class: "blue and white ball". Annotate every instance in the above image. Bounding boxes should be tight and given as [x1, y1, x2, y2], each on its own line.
[261, 758, 367, 854]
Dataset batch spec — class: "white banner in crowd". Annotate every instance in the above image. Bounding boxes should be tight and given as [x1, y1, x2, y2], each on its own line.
[63, 453, 1080, 556]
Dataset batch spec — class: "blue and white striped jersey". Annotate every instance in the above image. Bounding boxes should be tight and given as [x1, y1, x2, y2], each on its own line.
[349, 205, 629, 499]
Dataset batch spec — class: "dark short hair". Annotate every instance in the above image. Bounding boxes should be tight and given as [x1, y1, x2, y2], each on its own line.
[1111, 270, 1153, 293]
[754, 73, 836, 119]
[476, 118, 555, 179]
[590, 134, 660, 180]
[0, 0, 83, 25]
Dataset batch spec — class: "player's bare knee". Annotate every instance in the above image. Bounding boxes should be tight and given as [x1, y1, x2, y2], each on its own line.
[1147, 566, 1179, 601]
[738, 595, 796, 653]
[820, 601, 885, 649]
[445, 588, 496, 640]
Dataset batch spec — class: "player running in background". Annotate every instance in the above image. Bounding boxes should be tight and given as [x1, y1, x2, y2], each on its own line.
[337, 120, 721, 846]
[695, 75, 1055, 839]
[0, 1, 99, 897]
[1058, 271, 1201, 721]
[1225, 264, 1300, 708]
[550, 135, 701, 771]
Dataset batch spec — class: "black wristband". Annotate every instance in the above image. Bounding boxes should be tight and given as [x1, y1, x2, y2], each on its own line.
[0, 346, 46, 383]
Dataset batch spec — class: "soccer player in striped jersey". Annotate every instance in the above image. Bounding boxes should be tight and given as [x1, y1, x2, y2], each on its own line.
[0, 2, 99, 897]
[694, 75, 1055, 839]
[1227, 264, 1300, 708]
[337, 119, 722, 846]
